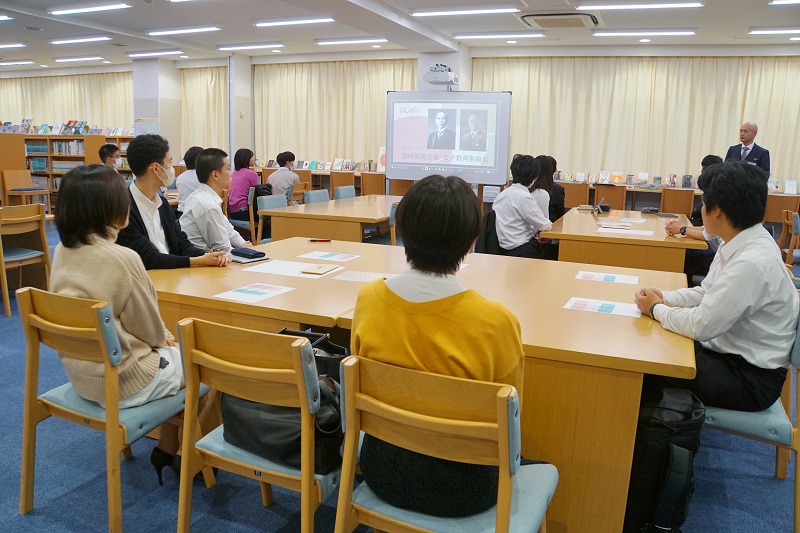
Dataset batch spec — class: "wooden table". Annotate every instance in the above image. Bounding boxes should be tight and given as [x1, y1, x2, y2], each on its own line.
[257, 194, 401, 242]
[541, 208, 706, 272]
[150, 238, 694, 532]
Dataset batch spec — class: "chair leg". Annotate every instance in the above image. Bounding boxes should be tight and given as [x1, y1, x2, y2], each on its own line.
[19, 412, 38, 514]
[538, 514, 548, 533]
[260, 482, 273, 506]
[106, 434, 123, 532]
[121, 446, 133, 461]
[1, 268, 10, 317]
[776, 446, 790, 479]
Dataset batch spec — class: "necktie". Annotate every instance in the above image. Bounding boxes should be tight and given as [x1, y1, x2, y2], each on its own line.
[741, 146, 749, 160]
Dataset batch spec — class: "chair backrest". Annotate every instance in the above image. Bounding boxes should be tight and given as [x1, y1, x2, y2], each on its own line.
[360, 172, 386, 196]
[660, 188, 695, 216]
[562, 182, 590, 208]
[329, 171, 355, 199]
[260, 167, 278, 185]
[595, 184, 627, 210]
[304, 189, 330, 204]
[388, 202, 399, 246]
[779, 210, 795, 251]
[257, 194, 288, 212]
[285, 184, 294, 204]
[333, 185, 356, 200]
[475, 209, 502, 255]
[246, 186, 256, 206]
[0, 203, 47, 237]
[786, 213, 800, 267]
[339, 356, 520, 530]
[764, 194, 800, 224]
[389, 179, 414, 196]
[294, 169, 312, 189]
[2, 169, 34, 194]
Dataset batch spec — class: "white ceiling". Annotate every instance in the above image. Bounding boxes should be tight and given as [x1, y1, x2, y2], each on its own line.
[0, 0, 797, 73]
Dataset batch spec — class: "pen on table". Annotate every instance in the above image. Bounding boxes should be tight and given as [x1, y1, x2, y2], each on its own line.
[309, 239, 331, 242]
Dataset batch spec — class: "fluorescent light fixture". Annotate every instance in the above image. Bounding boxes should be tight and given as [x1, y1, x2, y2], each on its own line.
[0, 43, 25, 49]
[167, 0, 194, 2]
[0, 60, 34, 66]
[217, 42, 284, 51]
[49, 3, 131, 16]
[50, 36, 111, 44]
[372, 44, 382, 48]
[147, 26, 220, 36]
[412, 8, 519, 17]
[102, 60, 111, 63]
[180, 55, 189, 58]
[769, 1, 800, 5]
[593, 30, 696, 36]
[55, 56, 104, 62]
[639, 38, 652, 42]
[576, 2, 702, 10]
[748, 28, 800, 35]
[791, 37, 800, 40]
[271, 49, 282, 53]
[127, 50, 183, 58]
[316, 38, 387, 45]
[0, 16, 13, 21]
[255, 18, 333, 27]
[454, 33, 545, 39]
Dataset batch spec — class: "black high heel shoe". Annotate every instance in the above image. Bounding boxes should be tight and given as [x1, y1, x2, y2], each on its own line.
[150, 447, 176, 486]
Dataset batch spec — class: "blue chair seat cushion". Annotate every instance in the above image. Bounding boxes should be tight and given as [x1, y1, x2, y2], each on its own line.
[782, 248, 800, 263]
[3, 247, 44, 262]
[350, 463, 558, 533]
[196, 425, 340, 501]
[9, 187, 48, 192]
[705, 399, 792, 446]
[39, 382, 211, 444]
[229, 219, 250, 230]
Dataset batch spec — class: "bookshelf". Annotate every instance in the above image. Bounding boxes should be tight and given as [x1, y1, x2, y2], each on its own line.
[105, 135, 134, 175]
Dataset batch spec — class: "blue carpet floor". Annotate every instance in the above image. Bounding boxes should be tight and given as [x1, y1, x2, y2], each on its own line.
[0, 229, 795, 531]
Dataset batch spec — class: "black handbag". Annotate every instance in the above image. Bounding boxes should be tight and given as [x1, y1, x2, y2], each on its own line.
[277, 328, 349, 382]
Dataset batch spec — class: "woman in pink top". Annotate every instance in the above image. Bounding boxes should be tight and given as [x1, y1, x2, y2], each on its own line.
[228, 148, 259, 221]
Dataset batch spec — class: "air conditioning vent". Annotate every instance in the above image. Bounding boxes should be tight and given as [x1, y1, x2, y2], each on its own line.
[110, 43, 129, 47]
[517, 13, 601, 29]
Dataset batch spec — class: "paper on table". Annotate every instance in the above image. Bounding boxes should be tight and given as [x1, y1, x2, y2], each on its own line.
[333, 271, 398, 282]
[576, 271, 639, 285]
[243, 259, 344, 278]
[597, 222, 632, 229]
[298, 251, 360, 262]
[563, 297, 642, 318]
[214, 283, 294, 303]
[620, 218, 648, 224]
[597, 228, 655, 236]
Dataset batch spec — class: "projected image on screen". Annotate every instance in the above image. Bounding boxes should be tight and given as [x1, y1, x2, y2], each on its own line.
[386, 91, 512, 185]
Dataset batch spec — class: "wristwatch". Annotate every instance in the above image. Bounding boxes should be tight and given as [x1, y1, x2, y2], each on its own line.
[679, 226, 687, 236]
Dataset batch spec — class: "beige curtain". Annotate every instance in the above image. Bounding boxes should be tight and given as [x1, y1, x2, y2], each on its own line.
[0, 72, 132, 128]
[472, 57, 800, 184]
[180, 66, 229, 154]
[253, 59, 417, 163]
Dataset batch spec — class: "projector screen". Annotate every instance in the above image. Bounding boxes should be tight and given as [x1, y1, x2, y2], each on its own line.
[385, 91, 512, 186]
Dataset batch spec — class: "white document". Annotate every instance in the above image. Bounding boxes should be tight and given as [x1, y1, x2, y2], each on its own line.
[597, 228, 655, 236]
[575, 271, 639, 285]
[243, 259, 344, 278]
[597, 222, 632, 229]
[620, 218, 648, 224]
[563, 297, 642, 318]
[298, 251, 360, 262]
[214, 283, 294, 303]
[332, 271, 398, 282]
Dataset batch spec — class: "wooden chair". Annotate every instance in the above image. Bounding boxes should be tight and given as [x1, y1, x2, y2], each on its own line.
[176, 318, 341, 533]
[765, 194, 800, 224]
[2, 170, 51, 216]
[260, 167, 278, 185]
[0, 204, 50, 316]
[364, 202, 400, 246]
[703, 294, 800, 532]
[255, 194, 288, 244]
[330, 171, 355, 199]
[17, 288, 211, 532]
[335, 356, 558, 533]
[334, 185, 357, 199]
[304, 189, 330, 204]
[228, 187, 257, 241]
[562, 182, 590, 208]
[660, 188, 695, 216]
[594, 184, 626, 211]
[292, 181, 310, 203]
[389, 179, 414, 196]
[784, 212, 800, 267]
[360, 172, 386, 196]
[294, 169, 313, 191]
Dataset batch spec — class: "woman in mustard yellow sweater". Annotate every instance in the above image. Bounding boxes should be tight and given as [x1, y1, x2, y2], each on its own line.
[351, 174, 525, 517]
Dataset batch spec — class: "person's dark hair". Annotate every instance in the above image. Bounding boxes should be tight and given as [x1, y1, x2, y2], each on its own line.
[98, 143, 119, 163]
[276, 151, 295, 167]
[699, 160, 768, 230]
[126, 134, 169, 177]
[56, 165, 130, 248]
[701, 154, 723, 170]
[396, 175, 480, 275]
[547, 155, 557, 171]
[510, 154, 539, 187]
[195, 148, 228, 184]
[532, 154, 554, 193]
[183, 146, 203, 170]
[234, 148, 254, 171]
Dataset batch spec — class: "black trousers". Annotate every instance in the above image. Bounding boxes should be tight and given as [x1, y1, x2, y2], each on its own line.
[644, 342, 787, 412]
[683, 249, 715, 286]
[502, 239, 559, 260]
[229, 209, 250, 222]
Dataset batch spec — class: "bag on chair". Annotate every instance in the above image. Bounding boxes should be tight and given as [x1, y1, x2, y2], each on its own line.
[623, 387, 705, 533]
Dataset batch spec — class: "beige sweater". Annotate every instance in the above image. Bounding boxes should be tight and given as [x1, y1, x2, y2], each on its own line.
[50, 234, 168, 402]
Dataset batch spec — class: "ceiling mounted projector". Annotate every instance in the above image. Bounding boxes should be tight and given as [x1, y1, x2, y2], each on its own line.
[424, 64, 458, 86]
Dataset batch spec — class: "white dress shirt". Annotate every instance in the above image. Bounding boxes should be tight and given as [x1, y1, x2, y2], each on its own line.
[130, 181, 169, 253]
[701, 228, 723, 253]
[531, 188, 550, 219]
[176, 169, 200, 212]
[268, 167, 300, 198]
[653, 224, 799, 369]
[180, 184, 245, 252]
[492, 183, 553, 250]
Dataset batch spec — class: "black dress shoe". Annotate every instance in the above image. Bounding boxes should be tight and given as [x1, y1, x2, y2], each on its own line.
[149, 447, 176, 486]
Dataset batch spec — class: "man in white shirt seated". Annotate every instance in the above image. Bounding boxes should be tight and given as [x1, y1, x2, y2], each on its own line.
[180, 148, 253, 253]
[175, 146, 203, 215]
[636, 161, 799, 411]
[491, 154, 553, 258]
[268, 151, 300, 198]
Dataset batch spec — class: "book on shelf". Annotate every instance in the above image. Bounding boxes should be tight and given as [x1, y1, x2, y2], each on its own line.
[88, 127, 103, 134]
[296, 160, 305, 169]
[343, 159, 352, 170]
[638, 172, 649, 186]
[62, 120, 77, 134]
[31, 176, 49, 189]
[565, 172, 574, 182]
[54, 177, 63, 190]
[768, 178, 780, 192]
[785, 180, 798, 195]
[554, 170, 562, 181]
[1, 121, 9, 126]
[682, 174, 693, 188]
[575, 172, 586, 183]
[653, 176, 662, 186]
[0, 125, 19, 133]
[302, 161, 310, 169]
[588, 172, 597, 184]
[598, 171, 610, 184]
[51, 122, 64, 135]
[625, 174, 634, 186]
[37, 124, 49, 135]
[611, 172, 624, 184]
[323, 161, 333, 170]
[667, 174, 677, 188]
[309, 161, 318, 170]
[332, 158, 344, 170]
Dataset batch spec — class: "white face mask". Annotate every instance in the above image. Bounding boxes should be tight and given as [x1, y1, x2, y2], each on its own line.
[114, 157, 122, 169]
[157, 164, 176, 187]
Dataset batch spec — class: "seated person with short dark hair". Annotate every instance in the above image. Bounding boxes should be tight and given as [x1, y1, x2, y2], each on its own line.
[268, 151, 300, 198]
[116, 134, 229, 269]
[99, 143, 122, 174]
[228, 148, 260, 221]
[636, 161, 799, 412]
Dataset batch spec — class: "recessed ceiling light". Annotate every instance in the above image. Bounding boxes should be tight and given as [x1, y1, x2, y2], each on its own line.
[577, 2, 702, 10]
[55, 56, 104, 63]
[255, 18, 334, 27]
[180, 55, 189, 58]
[316, 38, 388, 45]
[507, 40, 517, 44]
[127, 50, 183, 58]
[0, 16, 13, 21]
[40, 64, 48, 68]
[271, 49, 282, 53]
[0, 60, 35, 66]
[217, 43, 284, 51]
[791, 37, 800, 40]
[593, 30, 696, 36]
[769, 0, 800, 4]
[639, 38, 652, 42]
[371, 44, 382, 48]
[454, 33, 545, 39]
[147, 26, 220, 36]
[49, 4, 131, 16]
[412, 8, 520, 17]
[0, 43, 25, 49]
[51, 36, 111, 45]
[748, 28, 800, 35]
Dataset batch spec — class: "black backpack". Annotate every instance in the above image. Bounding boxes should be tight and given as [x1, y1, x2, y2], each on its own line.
[624, 387, 705, 533]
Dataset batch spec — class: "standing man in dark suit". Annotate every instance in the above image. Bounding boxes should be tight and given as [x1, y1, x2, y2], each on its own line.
[724, 122, 770, 173]
[427, 111, 456, 150]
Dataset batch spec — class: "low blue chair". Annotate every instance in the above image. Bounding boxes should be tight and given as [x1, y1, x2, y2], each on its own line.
[333, 185, 356, 200]
[365, 202, 400, 246]
[17, 287, 211, 532]
[255, 194, 288, 244]
[335, 356, 559, 533]
[782, 212, 800, 266]
[228, 187, 257, 240]
[304, 189, 330, 204]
